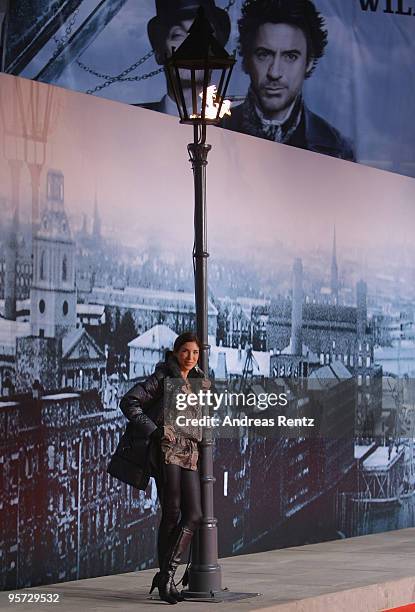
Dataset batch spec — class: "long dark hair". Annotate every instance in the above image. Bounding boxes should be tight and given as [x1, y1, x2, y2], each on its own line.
[238, 0, 328, 77]
[173, 331, 202, 353]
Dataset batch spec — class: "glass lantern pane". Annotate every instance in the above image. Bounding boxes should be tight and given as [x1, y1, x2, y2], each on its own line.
[174, 65, 188, 119]
[189, 68, 232, 121]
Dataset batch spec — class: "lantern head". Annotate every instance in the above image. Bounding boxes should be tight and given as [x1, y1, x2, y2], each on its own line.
[164, 6, 235, 125]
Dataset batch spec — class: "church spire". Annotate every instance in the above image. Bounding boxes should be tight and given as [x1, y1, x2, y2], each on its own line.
[81, 213, 88, 237]
[31, 169, 76, 338]
[92, 189, 101, 243]
[330, 225, 339, 304]
[4, 207, 19, 320]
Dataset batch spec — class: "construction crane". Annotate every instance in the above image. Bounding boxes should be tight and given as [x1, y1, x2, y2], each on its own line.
[238, 344, 260, 393]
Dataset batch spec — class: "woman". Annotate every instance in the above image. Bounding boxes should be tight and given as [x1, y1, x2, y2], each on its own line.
[119, 331, 207, 605]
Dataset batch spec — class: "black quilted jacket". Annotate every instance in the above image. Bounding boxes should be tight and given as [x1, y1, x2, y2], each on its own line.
[120, 351, 204, 433]
[107, 351, 204, 490]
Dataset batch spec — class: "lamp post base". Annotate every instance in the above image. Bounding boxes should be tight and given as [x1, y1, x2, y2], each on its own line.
[181, 587, 261, 603]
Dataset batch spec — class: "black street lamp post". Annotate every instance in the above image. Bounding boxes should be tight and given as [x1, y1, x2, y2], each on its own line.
[164, 7, 235, 599]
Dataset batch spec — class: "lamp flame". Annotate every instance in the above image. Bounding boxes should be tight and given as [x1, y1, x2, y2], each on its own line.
[204, 85, 231, 119]
[189, 84, 231, 120]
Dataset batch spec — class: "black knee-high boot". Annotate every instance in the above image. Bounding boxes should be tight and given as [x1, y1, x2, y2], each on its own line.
[150, 526, 193, 604]
[150, 524, 183, 602]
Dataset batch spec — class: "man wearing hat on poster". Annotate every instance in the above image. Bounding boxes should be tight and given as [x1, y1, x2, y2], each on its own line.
[135, 0, 231, 115]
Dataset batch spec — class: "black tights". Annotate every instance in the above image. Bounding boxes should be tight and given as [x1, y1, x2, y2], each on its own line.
[155, 463, 202, 569]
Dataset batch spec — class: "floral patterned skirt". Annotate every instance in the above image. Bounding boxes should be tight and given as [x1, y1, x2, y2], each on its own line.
[160, 435, 199, 471]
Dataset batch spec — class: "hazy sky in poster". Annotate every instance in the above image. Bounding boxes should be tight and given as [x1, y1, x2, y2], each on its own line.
[1, 73, 414, 278]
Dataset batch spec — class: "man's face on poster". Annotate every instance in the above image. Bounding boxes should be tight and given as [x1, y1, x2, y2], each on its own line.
[245, 23, 313, 121]
[156, 19, 204, 91]
[163, 20, 193, 57]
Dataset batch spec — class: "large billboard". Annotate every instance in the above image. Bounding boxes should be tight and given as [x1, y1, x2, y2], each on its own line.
[5, 0, 415, 178]
[0, 73, 415, 589]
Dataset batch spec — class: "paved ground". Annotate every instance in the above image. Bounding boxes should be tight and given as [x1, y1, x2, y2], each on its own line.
[1, 528, 415, 612]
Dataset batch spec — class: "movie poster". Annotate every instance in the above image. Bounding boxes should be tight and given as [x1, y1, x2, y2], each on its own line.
[5, 0, 415, 178]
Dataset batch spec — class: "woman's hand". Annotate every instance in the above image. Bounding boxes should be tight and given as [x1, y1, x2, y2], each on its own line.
[201, 378, 211, 391]
[163, 425, 176, 443]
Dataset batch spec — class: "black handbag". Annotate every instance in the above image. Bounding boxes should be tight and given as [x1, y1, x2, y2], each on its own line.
[106, 427, 151, 490]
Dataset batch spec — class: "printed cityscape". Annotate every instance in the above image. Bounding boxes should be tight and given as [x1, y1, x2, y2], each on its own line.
[1, 76, 415, 590]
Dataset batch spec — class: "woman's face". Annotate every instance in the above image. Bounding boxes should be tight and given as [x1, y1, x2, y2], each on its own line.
[175, 341, 200, 374]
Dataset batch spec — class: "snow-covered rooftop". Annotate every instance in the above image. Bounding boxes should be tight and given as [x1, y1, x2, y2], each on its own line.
[354, 443, 376, 460]
[375, 341, 415, 360]
[330, 361, 353, 379]
[42, 393, 80, 400]
[308, 361, 352, 390]
[129, 324, 178, 350]
[62, 327, 84, 357]
[375, 342, 415, 376]
[77, 303, 105, 316]
[362, 446, 403, 470]
[88, 286, 218, 315]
